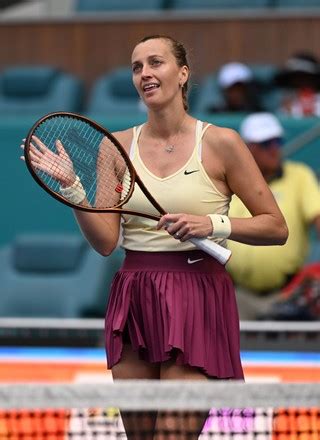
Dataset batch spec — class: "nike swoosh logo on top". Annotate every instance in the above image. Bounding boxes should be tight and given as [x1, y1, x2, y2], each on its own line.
[184, 169, 200, 175]
[187, 258, 204, 264]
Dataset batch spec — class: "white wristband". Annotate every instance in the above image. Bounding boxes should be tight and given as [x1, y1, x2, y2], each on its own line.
[207, 214, 231, 239]
[60, 175, 86, 204]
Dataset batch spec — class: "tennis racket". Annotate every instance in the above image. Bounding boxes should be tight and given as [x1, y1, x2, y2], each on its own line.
[23, 112, 231, 264]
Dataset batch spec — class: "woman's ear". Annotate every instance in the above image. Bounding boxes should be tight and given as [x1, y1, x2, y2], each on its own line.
[179, 65, 189, 87]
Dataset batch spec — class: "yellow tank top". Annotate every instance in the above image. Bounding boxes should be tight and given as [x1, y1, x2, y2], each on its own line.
[121, 120, 231, 252]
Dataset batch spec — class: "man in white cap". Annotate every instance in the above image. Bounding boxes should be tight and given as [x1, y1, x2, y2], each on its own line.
[227, 112, 320, 320]
[208, 62, 262, 113]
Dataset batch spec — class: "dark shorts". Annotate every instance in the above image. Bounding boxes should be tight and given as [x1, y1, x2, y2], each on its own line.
[105, 250, 244, 379]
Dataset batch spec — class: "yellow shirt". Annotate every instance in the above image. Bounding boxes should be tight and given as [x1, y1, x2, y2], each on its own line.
[121, 120, 231, 252]
[227, 161, 320, 292]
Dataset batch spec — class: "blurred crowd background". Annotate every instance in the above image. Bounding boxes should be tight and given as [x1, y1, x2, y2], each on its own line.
[1, 0, 320, 322]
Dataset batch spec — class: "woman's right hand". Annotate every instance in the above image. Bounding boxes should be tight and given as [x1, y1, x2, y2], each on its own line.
[20, 135, 76, 187]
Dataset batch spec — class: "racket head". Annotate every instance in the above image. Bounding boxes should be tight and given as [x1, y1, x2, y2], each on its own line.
[24, 111, 136, 213]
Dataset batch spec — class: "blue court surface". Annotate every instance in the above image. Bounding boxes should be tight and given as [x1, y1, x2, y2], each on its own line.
[0, 347, 319, 365]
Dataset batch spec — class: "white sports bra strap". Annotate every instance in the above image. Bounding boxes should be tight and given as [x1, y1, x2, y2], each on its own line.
[197, 122, 212, 160]
[129, 124, 144, 160]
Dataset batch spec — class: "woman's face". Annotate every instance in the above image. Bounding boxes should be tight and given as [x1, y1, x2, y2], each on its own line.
[131, 38, 188, 110]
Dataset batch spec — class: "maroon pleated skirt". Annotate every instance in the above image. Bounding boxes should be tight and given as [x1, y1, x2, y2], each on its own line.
[105, 249, 244, 379]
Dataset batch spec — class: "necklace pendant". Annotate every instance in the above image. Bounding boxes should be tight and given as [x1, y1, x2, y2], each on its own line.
[165, 145, 174, 153]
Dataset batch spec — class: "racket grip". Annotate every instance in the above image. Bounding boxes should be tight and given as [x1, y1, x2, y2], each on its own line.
[189, 237, 231, 265]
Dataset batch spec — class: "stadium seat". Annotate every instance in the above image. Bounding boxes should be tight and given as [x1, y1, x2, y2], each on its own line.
[86, 67, 145, 116]
[249, 63, 278, 88]
[307, 240, 320, 264]
[249, 63, 285, 112]
[191, 73, 223, 114]
[0, 234, 124, 318]
[0, 66, 84, 117]
[169, 0, 269, 9]
[192, 64, 285, 114]
[75, 0, 164, 12]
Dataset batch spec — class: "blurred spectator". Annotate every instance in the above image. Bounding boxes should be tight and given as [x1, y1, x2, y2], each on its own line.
[227, 112, 320, 320]
[275, 52, 320, 117]
[208, 62, 263, 113]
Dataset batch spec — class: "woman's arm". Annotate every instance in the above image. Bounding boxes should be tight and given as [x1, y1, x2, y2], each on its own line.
[73, 210, 121, 256]
[73, 129, 133, 255]
[206, 126, 288, 246]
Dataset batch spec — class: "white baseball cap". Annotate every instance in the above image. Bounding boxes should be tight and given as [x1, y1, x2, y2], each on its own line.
[240, 113, 284, 143]
[218, 62, 253, 89]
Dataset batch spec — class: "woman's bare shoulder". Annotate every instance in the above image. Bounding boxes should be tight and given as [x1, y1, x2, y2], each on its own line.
[101, 127, 134, 154]
[112, 128, 134, 149]
[205, 123, 241, 142]
[204, 123, 245, 154]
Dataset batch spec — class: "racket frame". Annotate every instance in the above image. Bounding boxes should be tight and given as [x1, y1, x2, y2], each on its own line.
[24, 111, 165, 220]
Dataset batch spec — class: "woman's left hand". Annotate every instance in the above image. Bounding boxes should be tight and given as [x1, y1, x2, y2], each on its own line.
[157, 213, 213, 241]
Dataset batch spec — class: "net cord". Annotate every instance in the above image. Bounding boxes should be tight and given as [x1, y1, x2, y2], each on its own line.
[0, 381, 318, 410]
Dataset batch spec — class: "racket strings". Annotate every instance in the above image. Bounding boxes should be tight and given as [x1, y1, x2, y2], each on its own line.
[34, 117, 100, 202]
[30, 116, 132, 209]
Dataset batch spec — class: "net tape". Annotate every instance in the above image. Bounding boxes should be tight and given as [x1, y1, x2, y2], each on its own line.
[0, 381, 319, 410]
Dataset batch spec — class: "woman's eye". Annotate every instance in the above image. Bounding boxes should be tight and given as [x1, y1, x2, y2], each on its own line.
[152, 59, 161, 66]
[132, 64, 141, 73]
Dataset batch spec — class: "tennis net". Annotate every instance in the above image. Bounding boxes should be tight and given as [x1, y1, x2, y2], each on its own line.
[0, 380, 319, 439]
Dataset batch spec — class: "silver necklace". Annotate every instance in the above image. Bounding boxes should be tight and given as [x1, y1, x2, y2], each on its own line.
[162, 116, 186, 153]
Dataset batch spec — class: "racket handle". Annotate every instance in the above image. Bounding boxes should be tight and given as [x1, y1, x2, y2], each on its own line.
[189, 237, 231, 265]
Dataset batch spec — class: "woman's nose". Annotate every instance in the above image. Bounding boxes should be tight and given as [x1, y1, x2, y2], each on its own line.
[141, 65, 152, 77]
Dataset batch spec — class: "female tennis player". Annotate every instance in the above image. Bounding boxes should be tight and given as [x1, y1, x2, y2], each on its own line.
[22, 35, 288, 439]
